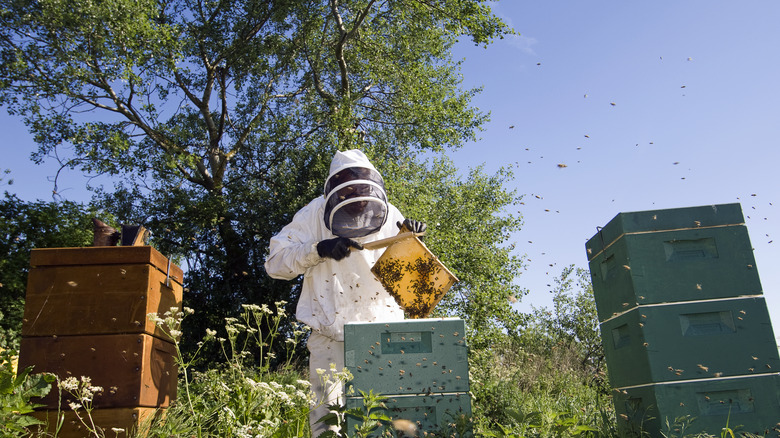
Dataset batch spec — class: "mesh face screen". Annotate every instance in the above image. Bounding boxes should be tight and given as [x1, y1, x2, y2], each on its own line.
[324, 167, 388, 237]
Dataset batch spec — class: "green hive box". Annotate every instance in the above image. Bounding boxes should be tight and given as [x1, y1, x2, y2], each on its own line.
[613, 374, 780, 438]
[586, 203, 745, 258]
[345, 393, 472, 437]
[344, 318, 469, 396]
[600, 296, 780, 388]
[586, 204, 761, 322]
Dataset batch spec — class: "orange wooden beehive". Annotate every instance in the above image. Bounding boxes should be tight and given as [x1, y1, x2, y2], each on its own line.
[18, 246, 183, 434]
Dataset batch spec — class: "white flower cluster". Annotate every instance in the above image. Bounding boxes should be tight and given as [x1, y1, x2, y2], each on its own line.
[59, 376, 104, 410]
[147, 306, 193, 341]
[236, 376, 313, 435]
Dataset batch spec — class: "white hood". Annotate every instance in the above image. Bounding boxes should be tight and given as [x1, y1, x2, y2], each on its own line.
[324, 149, 378, 191]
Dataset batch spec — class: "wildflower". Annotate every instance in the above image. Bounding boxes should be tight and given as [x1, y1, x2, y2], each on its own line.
[59, 377, 79, 391]
[68, 402, 82, 410]
[277, 391, 291, 403]
[205, 328, 217, 338]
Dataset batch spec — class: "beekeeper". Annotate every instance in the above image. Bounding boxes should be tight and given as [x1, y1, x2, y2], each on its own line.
[264, 149, 426, 435]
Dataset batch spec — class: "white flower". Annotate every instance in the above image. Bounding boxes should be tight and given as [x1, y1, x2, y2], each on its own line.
[223, 406, 236, 419]
[68, 402, 82, 410]
[277, 391, 291, 403]
[59, 377, 79, 391]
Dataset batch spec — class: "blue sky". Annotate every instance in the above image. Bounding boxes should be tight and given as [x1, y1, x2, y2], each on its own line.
[3, 2, 780, 341]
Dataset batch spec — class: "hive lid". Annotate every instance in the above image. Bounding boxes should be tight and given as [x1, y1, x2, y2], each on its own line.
[371, 234, 458, 319]
[29, 246, 184, 285]
[586, 203, 745, 261]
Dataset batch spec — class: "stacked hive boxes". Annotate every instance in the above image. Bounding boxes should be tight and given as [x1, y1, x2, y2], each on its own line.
[344, 318, 471, 435]
[18, 246, 183, 437]
[586, 204, 780, 437]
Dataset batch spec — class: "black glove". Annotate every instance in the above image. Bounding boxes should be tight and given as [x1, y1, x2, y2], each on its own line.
[397, 219, 427, 235]
[317, 237, 363, 261]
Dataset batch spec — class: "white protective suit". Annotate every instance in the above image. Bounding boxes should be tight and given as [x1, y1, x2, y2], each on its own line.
[264, 149, 406, 435]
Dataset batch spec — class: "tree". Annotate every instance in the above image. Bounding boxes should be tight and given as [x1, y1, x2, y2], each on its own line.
[0, 193, 97, 349]
[0, 0, 519, 357]
[531, 265, 605, 379]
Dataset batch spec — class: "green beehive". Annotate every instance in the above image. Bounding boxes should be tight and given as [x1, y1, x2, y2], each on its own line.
[589, 204, 780, 436]
[613, 373, 780, 438]
[600, 296, 780, 388]
[344, 318, 469, 396]
[345, 393, 471, 436]
[586, 204, 761, 322]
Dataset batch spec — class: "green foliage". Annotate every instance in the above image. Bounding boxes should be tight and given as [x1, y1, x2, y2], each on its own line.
[529, 265, 605, 383]
[317, 389, 391, 438]
[469, 332, 614, 437]
[0, 193, 98, 349]
[466, 265, 614, 437]
[0, 348, 56, 437]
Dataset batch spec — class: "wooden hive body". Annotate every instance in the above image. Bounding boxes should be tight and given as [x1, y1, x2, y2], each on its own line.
[18, 246, 183, 435]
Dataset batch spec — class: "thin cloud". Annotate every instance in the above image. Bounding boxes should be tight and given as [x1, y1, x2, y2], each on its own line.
[507, 34, 538, 56]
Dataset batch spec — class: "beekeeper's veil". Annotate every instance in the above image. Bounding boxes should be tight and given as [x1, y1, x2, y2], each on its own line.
[323, 150, 388, 238]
